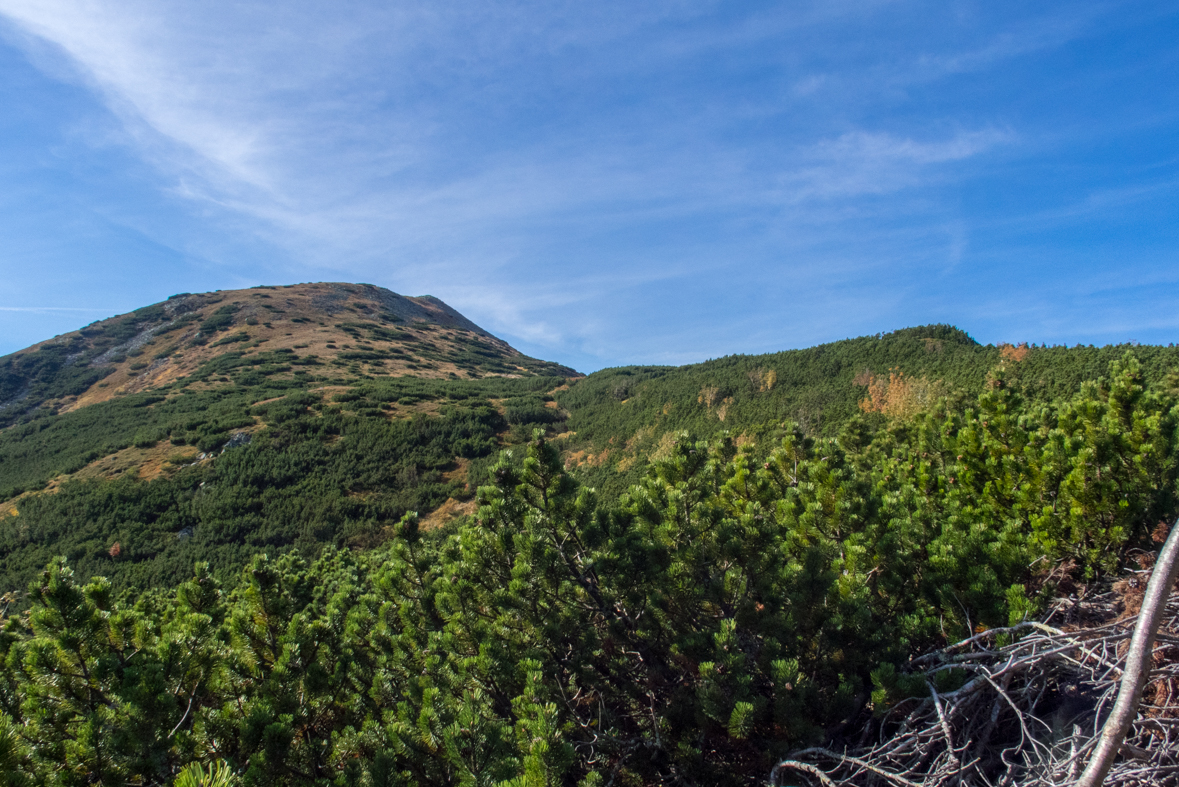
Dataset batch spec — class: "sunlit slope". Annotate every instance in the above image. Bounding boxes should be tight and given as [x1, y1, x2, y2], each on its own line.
[0, 281, 575, 425]
[3, 306, 1178, 598]
[0, 283, 582, 594]
[555, 326, 1179, 493]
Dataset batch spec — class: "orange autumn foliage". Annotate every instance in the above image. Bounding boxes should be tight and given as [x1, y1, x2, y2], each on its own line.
[999, 343, 1029, 362]
[858, 368, 945, 419]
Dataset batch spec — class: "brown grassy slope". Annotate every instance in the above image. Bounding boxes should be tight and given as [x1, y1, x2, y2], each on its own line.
[3, 282, 577, 417]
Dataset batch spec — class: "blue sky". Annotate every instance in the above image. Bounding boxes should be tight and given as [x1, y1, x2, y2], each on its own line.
[0, 1, 1176, 372]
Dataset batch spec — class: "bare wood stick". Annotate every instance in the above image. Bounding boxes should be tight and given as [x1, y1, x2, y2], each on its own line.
[782, 747, 924, 787]
[910, 622, 1064, 665]
[1076, 519, 1179, 787]
[926, 679, 957, 765]
[770, 760, 837, 787]
[773, 545, 1179, 787]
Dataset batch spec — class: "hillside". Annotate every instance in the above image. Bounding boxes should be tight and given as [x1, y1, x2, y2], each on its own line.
[0, 282, 574, 428]
[0, 283, 579, 592]
[4, 303, 1179, 597]
[553, 325, 1179, 495]
[2, 333, 1177, 786]
[2, 291, 1179, 785]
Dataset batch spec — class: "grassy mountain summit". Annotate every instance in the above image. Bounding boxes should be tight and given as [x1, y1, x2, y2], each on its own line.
[0, 282, 575, 427]
[0, 283, 580, 592]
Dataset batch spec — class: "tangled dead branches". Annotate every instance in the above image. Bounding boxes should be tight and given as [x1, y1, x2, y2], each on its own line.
[772, 570, 1179, 786]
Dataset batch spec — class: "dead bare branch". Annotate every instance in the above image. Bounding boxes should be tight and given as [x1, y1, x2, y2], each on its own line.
[770, 537, 1179, 787]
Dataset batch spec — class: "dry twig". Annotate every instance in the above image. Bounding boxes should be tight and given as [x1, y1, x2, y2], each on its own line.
[771, 541, 1179, 787]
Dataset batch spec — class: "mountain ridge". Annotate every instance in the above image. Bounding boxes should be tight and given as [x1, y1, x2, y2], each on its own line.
[3, 285, 1179, 599]
[0, 282, 576, 427]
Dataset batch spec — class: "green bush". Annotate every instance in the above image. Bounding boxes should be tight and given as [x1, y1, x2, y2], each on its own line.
[3, 356, 1175, 786]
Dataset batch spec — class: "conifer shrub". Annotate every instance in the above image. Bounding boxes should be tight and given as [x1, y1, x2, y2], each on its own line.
[1, 354, 1175, 784]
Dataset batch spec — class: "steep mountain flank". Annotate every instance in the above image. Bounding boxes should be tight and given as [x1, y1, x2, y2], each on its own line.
[0, 284, 581, 592]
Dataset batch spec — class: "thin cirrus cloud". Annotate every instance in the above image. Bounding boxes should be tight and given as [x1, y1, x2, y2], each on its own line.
[0, 1, 1176, 369]
[784, 129, 1015, 202]
[0, 1, 1003, 223]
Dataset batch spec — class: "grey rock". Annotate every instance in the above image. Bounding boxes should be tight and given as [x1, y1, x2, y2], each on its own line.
[222, 431, 253, 452]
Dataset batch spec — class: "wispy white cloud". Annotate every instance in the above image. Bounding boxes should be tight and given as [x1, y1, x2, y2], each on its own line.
[0, 0, 1166, 366]
[783, 129, 1014, 201]
[0, 2, 698, 260]
[0, 2, 1018, 240]
[913, 7, 1102, 77]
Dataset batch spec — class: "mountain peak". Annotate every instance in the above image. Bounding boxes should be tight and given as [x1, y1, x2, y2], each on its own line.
[0, 282, 577, 426]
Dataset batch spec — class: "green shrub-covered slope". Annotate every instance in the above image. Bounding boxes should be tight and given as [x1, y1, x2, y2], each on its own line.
[555, 325, 1179, 495]
[0, 375, 566, 595]
[3, 291, 1179, 784]
[1, 351, 1177, 786]
[3, 318, 1179, 598]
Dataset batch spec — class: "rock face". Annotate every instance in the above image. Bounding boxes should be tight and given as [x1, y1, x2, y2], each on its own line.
[0, 282, 578, 425]
[222, 432, 252, 452]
